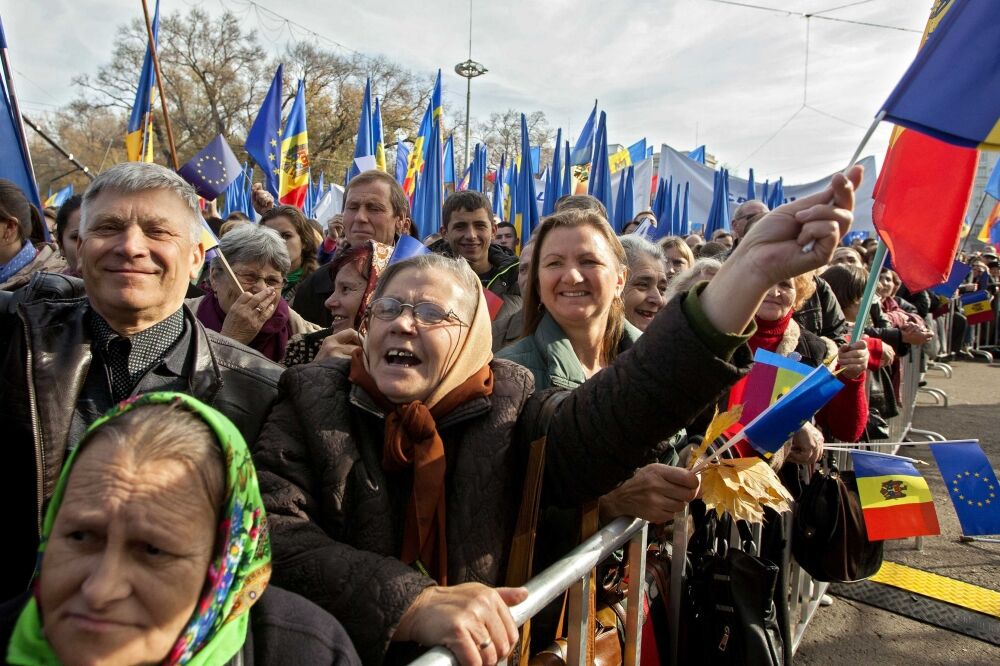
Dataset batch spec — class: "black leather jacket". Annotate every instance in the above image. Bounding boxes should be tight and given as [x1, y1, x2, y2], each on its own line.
[0, 298, 284, 602]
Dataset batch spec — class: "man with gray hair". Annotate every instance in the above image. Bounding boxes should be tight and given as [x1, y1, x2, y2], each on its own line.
[0, 162, 284, 604]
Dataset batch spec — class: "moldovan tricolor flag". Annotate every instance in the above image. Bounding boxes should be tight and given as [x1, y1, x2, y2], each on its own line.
[279, 80, 309, 209]
[871, 0, 998, 290]
[853, 451, 940, 541]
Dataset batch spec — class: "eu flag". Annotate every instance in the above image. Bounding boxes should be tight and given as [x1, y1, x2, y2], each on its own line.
[740, 364, 844, 455]
[177, 134, 242, 200]
[246, 65, 284, 197]
[930, 440, 1000, 536]
[878, 0, 1000, 150]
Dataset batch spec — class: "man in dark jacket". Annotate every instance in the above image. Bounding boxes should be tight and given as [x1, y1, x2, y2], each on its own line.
[292, 170, 412, 326]
[0, 163, 283, 604]
[429, 191, 521, 318]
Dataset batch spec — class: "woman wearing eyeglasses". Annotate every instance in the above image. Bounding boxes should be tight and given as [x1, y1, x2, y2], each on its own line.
[253, 166, 863, 666]
[188, 224, 320, 363]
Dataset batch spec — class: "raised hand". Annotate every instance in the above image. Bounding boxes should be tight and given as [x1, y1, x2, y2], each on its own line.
[251, 182, 275, 215]
[314, 328, 362, 362]
[836, 340, 870, 380]
[220, 287, 279, 344]
[700, 165, 864, 335]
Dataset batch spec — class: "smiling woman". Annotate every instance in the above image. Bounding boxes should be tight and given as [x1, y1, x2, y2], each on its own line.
[5, 392, 360, 666]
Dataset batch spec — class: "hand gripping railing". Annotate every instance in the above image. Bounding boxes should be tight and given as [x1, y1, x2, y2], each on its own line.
[408, 517, 649, 666]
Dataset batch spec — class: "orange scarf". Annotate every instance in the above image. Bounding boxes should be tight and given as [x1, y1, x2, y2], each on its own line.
[349, 348, 494, 584]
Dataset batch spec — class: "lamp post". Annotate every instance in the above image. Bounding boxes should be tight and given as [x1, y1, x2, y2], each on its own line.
[455, 59, 486, 175]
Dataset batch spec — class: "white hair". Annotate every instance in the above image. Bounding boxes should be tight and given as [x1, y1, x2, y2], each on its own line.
[211, 224, 291, 275]
[80, 162, 202, 243]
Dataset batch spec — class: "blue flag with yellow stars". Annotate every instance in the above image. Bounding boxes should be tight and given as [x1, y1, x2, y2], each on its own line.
[930, 440, 1000, 536]
[177, 134, 242, 201]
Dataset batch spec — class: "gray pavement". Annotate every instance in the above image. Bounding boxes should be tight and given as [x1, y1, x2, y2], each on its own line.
[796, 358, 1000, 665]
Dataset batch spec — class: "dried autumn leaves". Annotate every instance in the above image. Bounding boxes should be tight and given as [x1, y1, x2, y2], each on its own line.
[688, 405, 794, 523]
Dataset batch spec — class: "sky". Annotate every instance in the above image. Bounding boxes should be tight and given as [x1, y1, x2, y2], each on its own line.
[6, 0, 934, 183]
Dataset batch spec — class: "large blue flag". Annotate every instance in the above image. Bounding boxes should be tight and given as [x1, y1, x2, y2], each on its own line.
[617, 165, 635, 232]
[587, 111, 613, 220]
[930, 440, 1000, 536]
[0, 16, 43, 224]
[740, 363, 844, 455]
[177, 134, 242, 201]
[571, 101, 597, 165]
[513, 114, 540, 247]
[679, 182, 690, 236]
[222, 162, 253, 218]
[350, 78, 374, 179]
[246, 65, 284, 197]
[412, 111, 443, 240]
[878, 0, 1000, 150]
[687, 145, 706, 165]
[372, 96, 386, 172]
[542, 128, 563, 216]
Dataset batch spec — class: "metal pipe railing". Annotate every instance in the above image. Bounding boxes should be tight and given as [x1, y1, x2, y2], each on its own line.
[408, 517, 647, 666]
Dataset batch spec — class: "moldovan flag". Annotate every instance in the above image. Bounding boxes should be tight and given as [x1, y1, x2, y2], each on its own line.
[960, 290, 993, 326]
[728, 349, 812, 427]
[929, 440, 1000, 537]
[871, 0, 987, 291]
[853, 451, 940, 541]
[279, 80, 309, 209]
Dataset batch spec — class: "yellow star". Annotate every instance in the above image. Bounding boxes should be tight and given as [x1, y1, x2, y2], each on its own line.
[987, 499, 992, 505]
[975, 472, 981, 477]
[270, 138, 277, 147]
[968, 500, 975, 505]
[965, 471, 971, 476]
[990, 485, 995, 490]
[978, 502, 983, 507]
[959, 495, 965, 500]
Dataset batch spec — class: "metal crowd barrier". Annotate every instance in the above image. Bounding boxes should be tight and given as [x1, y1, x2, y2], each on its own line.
[408, 346, 940, 666]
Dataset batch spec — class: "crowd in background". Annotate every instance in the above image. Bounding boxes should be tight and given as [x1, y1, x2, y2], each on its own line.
[0, 161, 994, 665]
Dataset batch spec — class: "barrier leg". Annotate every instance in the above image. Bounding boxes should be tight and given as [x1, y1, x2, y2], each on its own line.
[566, 570, 591, 665]
[668, 508, 689, 666]
[623, 525, 648, 666]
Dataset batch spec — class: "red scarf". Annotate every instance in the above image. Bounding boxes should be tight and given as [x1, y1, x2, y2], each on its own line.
[348, 348, 493, 584]
[750, 309, 794, 354]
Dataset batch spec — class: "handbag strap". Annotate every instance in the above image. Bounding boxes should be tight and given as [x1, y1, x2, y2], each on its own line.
[509, 390, 570, 665]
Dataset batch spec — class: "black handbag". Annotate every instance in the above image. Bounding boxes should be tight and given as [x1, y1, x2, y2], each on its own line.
[790, 463, 884, 583]
[675, 504, 785, 666]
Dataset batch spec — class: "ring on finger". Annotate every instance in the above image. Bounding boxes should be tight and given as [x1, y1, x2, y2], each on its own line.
[255, 305, 264, 312]
[479, 637, 492, 650]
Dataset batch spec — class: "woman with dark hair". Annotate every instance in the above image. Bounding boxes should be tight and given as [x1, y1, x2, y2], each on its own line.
[54, 194, 83, 277]
[0, 179, 66, 290]
[282, 240, 392, 366]
[261, 205, 319, 306]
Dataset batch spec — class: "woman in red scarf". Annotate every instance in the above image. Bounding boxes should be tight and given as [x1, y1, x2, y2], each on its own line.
[189, 225, 320, 362]
[744, 271, 870, 459]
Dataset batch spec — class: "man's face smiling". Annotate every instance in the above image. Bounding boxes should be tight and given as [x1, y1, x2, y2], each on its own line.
[441, 207, 495, 274]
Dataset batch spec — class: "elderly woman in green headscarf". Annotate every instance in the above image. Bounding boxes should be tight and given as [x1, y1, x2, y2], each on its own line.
[5, 392, 360, 666]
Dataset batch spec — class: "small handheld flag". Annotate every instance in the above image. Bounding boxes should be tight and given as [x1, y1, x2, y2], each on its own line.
[177, 135, 242, 201]
[739, 363, 844, 456]
[43, 185, 73, 208]
[853, 450, 940, 541]
[960, 290, 993, 326]
[929, 440, 1000, 536]
[929, 260, 971, 297]
[388, 234, 431, 265]
[729, 349, 812, 427]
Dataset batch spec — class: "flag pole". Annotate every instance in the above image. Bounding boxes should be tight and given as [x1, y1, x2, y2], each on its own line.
[958, 192, 990, 256]
[850, 241, 888, 343]
[140, 0, 179, 171]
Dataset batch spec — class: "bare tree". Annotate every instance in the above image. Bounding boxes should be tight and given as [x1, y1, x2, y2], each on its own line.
[478, 109, 551, 175]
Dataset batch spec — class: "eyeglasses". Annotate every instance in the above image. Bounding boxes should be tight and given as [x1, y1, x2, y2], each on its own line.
[367, 297, 466, 327]
[235, 271, 285, 290]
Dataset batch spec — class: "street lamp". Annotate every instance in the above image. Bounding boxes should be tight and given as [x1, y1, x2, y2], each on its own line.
[455, 58, 487, 174]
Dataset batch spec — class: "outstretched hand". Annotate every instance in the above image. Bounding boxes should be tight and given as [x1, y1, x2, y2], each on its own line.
[734, 164, 864, 287]
[700, 164, 864, 336]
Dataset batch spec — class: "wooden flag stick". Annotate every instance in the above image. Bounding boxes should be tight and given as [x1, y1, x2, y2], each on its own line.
[140, 0, 179, 170]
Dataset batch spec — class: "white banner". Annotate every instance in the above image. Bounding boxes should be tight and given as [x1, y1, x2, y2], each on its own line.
[657, 144, 876, 234]
[610, 157, 655, 219]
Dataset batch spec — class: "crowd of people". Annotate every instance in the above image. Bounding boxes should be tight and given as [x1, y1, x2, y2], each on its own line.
[0, 159, 993, 665]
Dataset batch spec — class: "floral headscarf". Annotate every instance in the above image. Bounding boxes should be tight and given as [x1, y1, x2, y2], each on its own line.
[7, 392, 271, 666]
